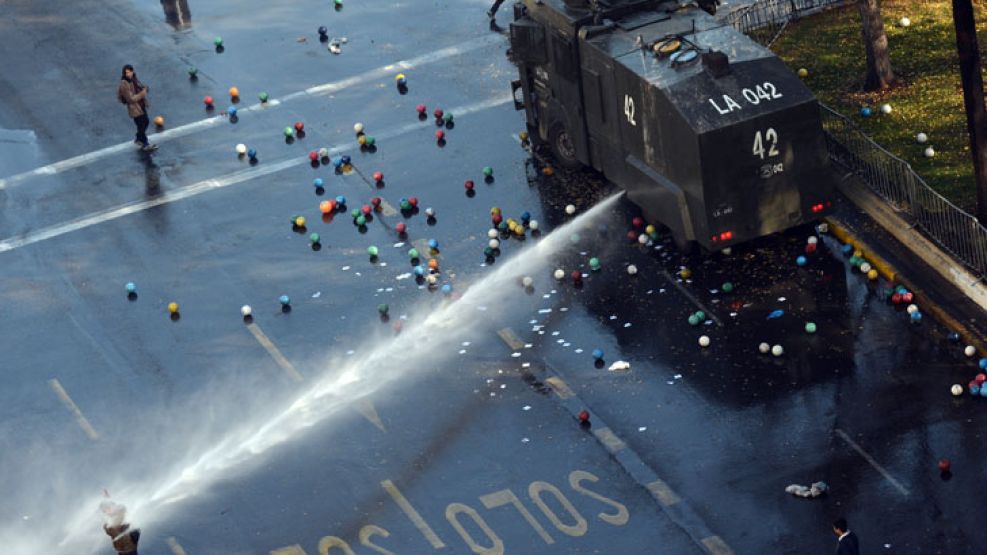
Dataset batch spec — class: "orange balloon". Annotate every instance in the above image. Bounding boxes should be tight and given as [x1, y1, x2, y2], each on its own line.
[319, 201, 331, 214]
[229, 86, 240, 97]
[153, 115, 165, 126]
[427, 259, 439, 270]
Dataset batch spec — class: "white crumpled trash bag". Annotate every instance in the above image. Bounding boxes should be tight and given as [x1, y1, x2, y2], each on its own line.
[785, 481, 828, 498]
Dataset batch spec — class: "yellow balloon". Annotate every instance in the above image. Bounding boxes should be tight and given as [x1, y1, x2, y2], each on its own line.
[168, 302, 179, 314]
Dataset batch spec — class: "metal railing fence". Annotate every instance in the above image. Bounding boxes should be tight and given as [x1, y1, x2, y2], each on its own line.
[820, 106, 987, 277]
[727, 0, 852, 47]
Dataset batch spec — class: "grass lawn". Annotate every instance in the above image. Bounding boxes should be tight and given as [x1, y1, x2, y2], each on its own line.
[771, 0, 987, 213]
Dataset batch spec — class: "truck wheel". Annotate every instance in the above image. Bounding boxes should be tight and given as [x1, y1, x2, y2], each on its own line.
[549, 122, 582, 169]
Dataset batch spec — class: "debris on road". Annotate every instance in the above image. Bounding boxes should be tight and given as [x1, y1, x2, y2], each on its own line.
[784, 481, 828, 498]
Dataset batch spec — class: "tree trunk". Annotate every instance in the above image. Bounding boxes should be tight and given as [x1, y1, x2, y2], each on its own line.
[856, 0, 896, 90]
[952, 0, 987, 222]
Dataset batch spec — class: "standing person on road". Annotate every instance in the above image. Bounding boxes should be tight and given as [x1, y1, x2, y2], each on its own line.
[101, 501, 141, 555]
[118, 64, 157, 152]
[832, 517, 860, 555]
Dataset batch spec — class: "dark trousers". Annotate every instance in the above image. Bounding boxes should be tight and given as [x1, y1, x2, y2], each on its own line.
[133, 113, 149, 146]
[489, 0, 506, 15]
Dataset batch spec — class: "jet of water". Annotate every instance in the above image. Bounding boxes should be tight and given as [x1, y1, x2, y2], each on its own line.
[4, 192, 624, 555]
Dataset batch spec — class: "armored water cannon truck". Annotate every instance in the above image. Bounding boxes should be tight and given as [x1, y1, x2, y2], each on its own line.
[508, 0, 833, 250]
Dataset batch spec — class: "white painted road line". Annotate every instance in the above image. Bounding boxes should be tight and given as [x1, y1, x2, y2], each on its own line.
[0, 95, 512, 255]
[246, 323, 305, 383]
[48, 378, 99, 441]
[0, 34, 504, 191]
[835, 428, 910, 496]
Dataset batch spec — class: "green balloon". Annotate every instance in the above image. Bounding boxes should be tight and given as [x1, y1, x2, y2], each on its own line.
[408, 248, 419, 259]
[378, 303, 389, 314]
[589, 257, 601, 269]
[805, 322, 817, 334]
[482, 166, 493, 177]
[309, 233, 320, 243]
[351, 209, 360, 218]
[259, 92, 269, 102]
[356, 215, 367, 226]
[694, 311, 706, 321]
[187, 66, 198, 76]
[365, 136, 376, 146]
[368, 246, 379, 257]
[284, 126, 294, 137]
[688, 314, 700, 326]
[443, 112, 454, 123]
[721, 282, 734, 293]
[214, 37, 223, 46]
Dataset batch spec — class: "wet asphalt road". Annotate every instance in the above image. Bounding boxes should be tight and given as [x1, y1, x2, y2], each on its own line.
[2, 1, 987, 554]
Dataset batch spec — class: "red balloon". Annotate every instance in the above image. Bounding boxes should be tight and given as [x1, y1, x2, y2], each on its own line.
[464, 180, 475, 191]
[308, 151, 318, 161]
[627, 230, 638, 242]
[294, 121, 305, 131]
[408, 197, 419, 207]
[203, 96, 214, 105]
[491, 214, 502, 225]
[806, 243, 817, 254]
[938, 459, 951, 472]
[361, 205, 372, 215]
[902, 292, 914, 303]
[395, 222, 407, 233]
[976, 373, 987, 384]
[373, 171, 383, 182]
[416, 104, 426, 114]
[631, 217, 645, 229]
[435, 130, 445, 140]
[434, 108, 444, 119]
[891, 293, 902, 304]
[571, 270, 582, 283]
[577, 410, 590, 422]
[371, 197, 382, 207]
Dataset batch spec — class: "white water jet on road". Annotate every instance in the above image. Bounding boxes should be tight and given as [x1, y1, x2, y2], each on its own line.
[4, 192, 623, 555]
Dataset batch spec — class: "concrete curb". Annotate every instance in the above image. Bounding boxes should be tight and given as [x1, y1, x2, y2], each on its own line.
[829, 174, 987, 356]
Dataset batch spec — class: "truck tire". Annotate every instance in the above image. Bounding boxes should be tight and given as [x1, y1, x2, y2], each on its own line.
[549, 121, 582, 169]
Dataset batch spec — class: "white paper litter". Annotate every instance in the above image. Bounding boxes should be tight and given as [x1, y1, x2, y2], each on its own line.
[608, 361, 631, 372]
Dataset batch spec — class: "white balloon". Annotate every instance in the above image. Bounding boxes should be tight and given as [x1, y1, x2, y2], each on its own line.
[554, 269, 565, 280]
[235, 143, 247, 154]
[965, 345, 976, 357]
[638, 233, 649, 245]
[488, 239, 500, 249]
[916, 132, 928, 144]
[924, 146, 935, 158]
[529, 220, 539, 231]
[353, 122, 364, 133]
[771, 344, 784, 357]
[565, 204, 576, 215]
[522, 276, 533, 288]
[880, 103, 892, 114]
[240, 305, 252, 317]
[807, 236, 818, 245]
[951, 384, 964, 396]
[859, 262, 872, 273]
[699, 335, 710, 348]
[758, 342, 771, 354]
[899, 17, 910, 27]
[487, 228, 499, 239]
[627, 264, 638, 275]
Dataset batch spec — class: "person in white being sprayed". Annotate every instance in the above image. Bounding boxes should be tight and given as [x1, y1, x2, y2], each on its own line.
[101, 501, 140, 555]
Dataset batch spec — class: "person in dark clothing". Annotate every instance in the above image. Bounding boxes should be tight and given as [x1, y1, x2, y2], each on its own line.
[487, 0, 507, 30]
[101, 501, 140, 555]
[832, 517, 860, 555]
[118, 65, 157, 152]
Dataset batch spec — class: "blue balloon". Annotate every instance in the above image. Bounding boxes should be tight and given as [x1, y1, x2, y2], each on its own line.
[592, 348, 604, 360]
[948, 332, 962, 343]
[841, 244, 853, 254]
[428, 239, 439, 249]
[796, 256, 807, 266]
[125, 282, 136, 293]
[228, 106, 237, 116]
[860, 107, 872, 117]
[341, 155, 351, 165]
[972, 384, 981, 396]
[978, 358, 987, 370]
[279, 295, 290, 306]
[247, 148, 257, 158]
[335, 195, 346, 206]
[981, 386, 987, 397]
[910, 311, 922, 323]
[767, 309, 785, 320]
[413, 265, 425, 276]
[313, 178, 324, 188]
[521, 211, 531, 222]
[441, 284, 452, 295]
[332, 157, 344, 168]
